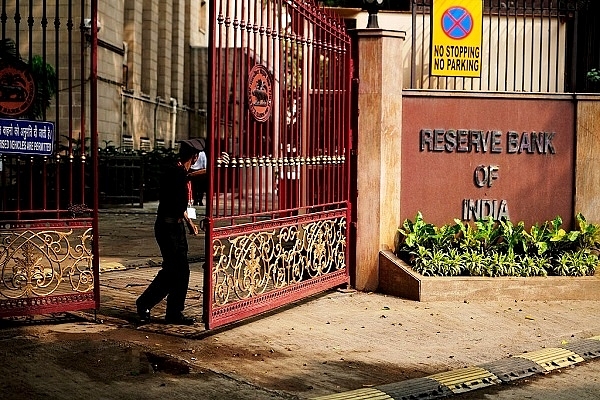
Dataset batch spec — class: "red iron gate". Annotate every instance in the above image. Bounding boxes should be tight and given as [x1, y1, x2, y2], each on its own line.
[206, 0, 352, 328]
[0, 1, 99, 317]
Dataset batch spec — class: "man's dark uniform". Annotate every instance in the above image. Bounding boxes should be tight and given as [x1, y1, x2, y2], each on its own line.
[136, 139, 202, 325]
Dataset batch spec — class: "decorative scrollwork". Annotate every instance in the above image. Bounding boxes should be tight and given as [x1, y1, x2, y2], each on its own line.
[68, 203, 90, 218]
[0, 228, 94, 299]
[212, 217, 346, 306]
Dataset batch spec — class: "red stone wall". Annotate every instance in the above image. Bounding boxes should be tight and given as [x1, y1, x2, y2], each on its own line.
[401, 93, 575, 228]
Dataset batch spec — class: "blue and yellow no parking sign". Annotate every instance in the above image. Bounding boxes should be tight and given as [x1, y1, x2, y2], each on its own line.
[431, 0, 483, 77]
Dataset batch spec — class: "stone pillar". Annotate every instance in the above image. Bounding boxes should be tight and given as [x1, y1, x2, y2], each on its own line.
[354, 29, 405, 291]
[170, 0, 185, 103]
[142, 0, 159, 97]
[124, 0, 143, 92]
[157, 0, 173, 97]
[183, 0, 199, 108]
[575, 98, 600, 223]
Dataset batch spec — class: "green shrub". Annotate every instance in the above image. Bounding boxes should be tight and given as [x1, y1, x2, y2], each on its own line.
[396, 213, 600, 277]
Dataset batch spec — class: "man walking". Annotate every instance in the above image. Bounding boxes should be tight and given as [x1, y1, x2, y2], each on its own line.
[136, 138, 204, 325]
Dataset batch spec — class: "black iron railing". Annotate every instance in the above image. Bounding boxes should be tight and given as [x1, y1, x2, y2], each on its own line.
[409, 0, 594, 93]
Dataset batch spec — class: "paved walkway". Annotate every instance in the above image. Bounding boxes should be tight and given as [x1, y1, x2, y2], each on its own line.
[86, 204, 600, 398]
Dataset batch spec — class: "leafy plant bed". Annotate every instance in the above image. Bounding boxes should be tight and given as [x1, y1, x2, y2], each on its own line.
[379, 250, 600, 302]
[396, 213, 599, 278]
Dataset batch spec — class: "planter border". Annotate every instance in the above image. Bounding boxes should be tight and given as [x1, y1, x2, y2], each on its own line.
[379, 250, 600, 301]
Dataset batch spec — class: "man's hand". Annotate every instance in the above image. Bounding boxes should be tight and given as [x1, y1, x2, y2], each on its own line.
[186, 219, 199, 235]
[184, 210, 199, 235]
[188, 168, 206, 177]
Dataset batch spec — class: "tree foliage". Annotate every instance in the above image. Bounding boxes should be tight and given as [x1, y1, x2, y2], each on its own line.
[28, 55, 57, 121]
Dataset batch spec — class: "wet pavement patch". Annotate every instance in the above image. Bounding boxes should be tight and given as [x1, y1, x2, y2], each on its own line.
[0, 313, 84, 328]
[145, 352, 191, 375]
[45, 338, 194, 383]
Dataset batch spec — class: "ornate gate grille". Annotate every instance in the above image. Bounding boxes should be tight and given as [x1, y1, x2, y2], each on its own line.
[206, 0, 352, 328]
[0, 1, 99, 317]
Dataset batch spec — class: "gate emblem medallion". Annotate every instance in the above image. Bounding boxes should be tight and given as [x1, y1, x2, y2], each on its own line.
[0, 59, 36, 117]
[248, 64, 272, 122]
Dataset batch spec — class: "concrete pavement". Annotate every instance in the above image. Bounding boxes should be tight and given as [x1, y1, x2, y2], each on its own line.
[11, 202, 600, 399]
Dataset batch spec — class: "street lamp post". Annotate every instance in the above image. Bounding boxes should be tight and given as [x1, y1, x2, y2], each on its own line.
[362, 0, 384, 29]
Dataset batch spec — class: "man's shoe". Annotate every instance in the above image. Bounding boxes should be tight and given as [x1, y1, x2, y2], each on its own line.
[165, 313, 196, 326]
[137, 306, 151, 323]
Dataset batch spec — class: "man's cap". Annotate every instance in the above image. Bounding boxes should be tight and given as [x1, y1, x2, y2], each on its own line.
[179, 138, 205, 153]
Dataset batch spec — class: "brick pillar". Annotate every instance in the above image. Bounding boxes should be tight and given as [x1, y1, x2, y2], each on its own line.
[354, 29, 406, 291]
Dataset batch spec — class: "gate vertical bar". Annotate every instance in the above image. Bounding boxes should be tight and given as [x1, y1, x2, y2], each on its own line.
[53, 0, 60, 218]
[91, 0, 99, 310]
[204, 0, 217, 328]
[67, 0, 73, 204]
[79, 0, 86, 204]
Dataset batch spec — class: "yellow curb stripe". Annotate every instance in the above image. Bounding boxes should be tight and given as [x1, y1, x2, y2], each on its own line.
[99, 261, 126, 273]
[515, 348, 584, 371]
[429, 366, 499, 394]
[314, 338, 600, 400]
[312, 388, 392, 400]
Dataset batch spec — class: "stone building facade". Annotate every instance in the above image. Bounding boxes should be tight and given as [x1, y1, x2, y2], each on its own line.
[96, 0, 209, 151]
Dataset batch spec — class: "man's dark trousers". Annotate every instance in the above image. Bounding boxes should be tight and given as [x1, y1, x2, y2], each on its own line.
[137, 219, 190, 317]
